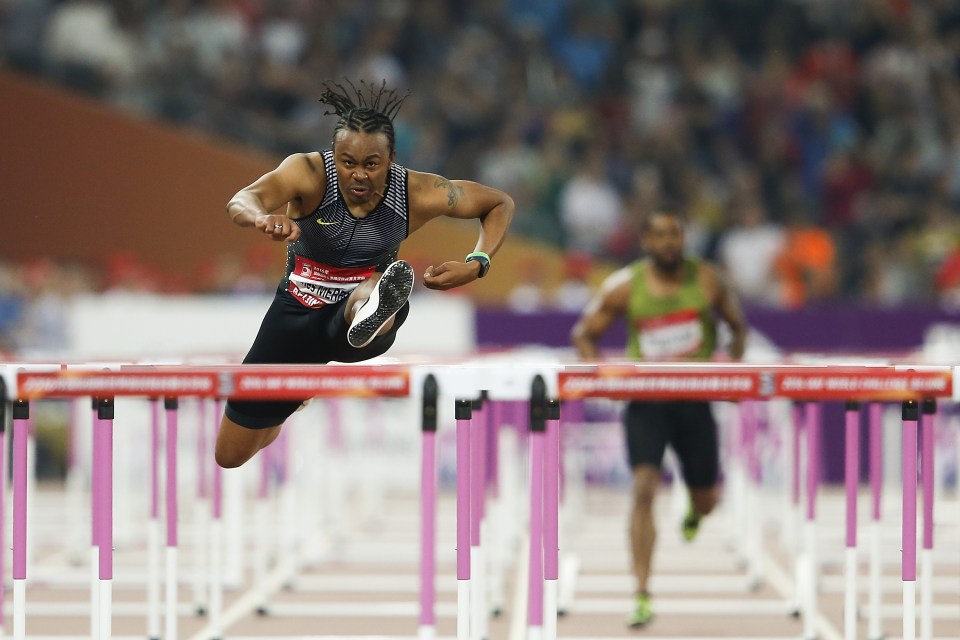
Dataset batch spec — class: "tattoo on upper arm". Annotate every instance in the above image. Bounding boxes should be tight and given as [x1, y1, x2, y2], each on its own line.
[434, 177, 464, 207]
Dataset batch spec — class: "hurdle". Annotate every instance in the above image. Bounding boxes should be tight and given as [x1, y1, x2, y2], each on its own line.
[555, 361, 957, 640]
[2, 357, 958, 640]
[431, 357, 562, 640]
[7, 362, 419, 639]
[843, 401, 860, 640]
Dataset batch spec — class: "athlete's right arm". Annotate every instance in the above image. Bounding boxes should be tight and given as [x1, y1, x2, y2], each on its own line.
[226, 153, 326, 243]
[570, 267, 632, 360]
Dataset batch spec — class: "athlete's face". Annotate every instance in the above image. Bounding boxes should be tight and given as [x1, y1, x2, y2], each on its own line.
[333, 130, 395, 206]
[641, 213, 685, 273]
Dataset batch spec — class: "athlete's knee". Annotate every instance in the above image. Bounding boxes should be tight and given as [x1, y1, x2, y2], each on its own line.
[632, 485, 657, 511]
[215, 420, 277, 469]
[215, 444, 255, 469]
[631, 469, 659, 509]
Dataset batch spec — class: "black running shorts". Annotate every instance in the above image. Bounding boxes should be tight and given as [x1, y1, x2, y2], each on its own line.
[224, 289, 410, 429]
[623, 400, 720, 488]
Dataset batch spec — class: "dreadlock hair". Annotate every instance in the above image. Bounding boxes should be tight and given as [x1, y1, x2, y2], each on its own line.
[318, 79, 409, 155]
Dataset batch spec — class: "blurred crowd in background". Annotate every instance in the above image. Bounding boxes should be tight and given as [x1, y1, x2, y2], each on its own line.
[4, 0, 960, 347]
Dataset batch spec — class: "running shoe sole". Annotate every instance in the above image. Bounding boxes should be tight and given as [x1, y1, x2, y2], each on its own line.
[347, 260, 414, 348]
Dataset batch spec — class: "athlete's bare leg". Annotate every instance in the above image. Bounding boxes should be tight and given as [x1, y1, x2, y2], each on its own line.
[215, 265, 410, 469]
[630, 465, 661, 594]
[215, 417, 282, 469]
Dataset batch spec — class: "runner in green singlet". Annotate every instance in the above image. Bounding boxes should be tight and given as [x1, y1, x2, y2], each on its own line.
[571, 208, 748, 627]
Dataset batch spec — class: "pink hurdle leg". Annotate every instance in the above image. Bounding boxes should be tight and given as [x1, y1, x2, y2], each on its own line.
[901, 400, 919, 640]
[527, 421, 545, 636]
[455, 399, 472, 640]
[12, 399, 29, 640]
[844, 401, 861, 640]
[90, 399, 100, 639]
[543, 400, 561, 640]
[94, 398, 114, 640]
[165, 398, 179, 640]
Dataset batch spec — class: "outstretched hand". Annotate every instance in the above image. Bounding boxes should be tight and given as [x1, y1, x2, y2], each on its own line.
[255, 214, 300, 243]
[423, 261, 481, 291]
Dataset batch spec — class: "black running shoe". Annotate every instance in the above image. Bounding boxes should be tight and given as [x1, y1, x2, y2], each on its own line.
[347, 260, 414, 348]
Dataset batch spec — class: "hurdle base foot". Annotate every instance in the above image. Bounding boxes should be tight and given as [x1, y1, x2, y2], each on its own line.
[256, 606, 269, 616]
[558, 609, 568, 617]
[195, 606, 207, 616]
[788, 608, 800, 618]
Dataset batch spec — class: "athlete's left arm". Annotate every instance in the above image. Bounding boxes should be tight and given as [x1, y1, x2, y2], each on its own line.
[408, 171, 515, 291]
[707, 265, 748, 361]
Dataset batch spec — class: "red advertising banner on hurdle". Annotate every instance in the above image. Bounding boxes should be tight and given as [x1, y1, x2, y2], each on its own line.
[558, 366, 761, 401]
[16, 365, 411, 400]
[17, 370, 219, 398]
[229, 367, 409, 399]
[559, 365, 954, 401]
[773, 367, 952, 400]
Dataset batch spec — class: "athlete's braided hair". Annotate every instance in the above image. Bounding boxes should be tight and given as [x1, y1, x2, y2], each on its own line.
[319, 79, 409, 154]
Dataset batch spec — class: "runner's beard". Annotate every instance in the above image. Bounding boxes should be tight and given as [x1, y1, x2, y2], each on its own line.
[652, 252, 683, 274]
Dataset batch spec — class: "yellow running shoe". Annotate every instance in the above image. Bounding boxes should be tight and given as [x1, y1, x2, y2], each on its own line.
[681, 502, 702, 542]
[627, 592, 653, 627]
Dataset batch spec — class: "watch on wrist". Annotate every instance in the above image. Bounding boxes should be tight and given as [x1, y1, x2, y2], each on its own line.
[465, 251, 491, 278]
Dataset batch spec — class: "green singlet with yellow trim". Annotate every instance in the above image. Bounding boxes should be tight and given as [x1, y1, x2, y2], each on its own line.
[626, 256, 717, 361]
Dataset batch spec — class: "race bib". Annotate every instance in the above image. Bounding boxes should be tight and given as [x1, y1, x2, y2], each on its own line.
[636, 309, 703, 360]
[287, 256, 375, 309]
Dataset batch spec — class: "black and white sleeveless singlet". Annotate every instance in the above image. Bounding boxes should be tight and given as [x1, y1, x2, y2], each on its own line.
[283, 150, 410, 308]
